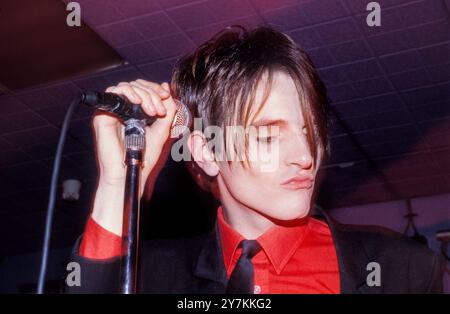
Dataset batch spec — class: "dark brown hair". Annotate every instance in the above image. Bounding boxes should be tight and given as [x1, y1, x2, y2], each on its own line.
[172, 25, 331, 169]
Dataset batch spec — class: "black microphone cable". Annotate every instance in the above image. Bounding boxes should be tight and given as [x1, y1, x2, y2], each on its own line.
[37, 94, 81, 294]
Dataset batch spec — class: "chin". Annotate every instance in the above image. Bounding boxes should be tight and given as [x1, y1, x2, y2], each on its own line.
[262, 199, 311, 221]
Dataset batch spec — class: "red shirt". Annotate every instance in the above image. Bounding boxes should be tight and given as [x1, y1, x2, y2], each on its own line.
[80, 207, 340, 294]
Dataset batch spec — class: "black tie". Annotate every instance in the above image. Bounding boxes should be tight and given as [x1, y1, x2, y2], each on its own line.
[226, 239, 262, 294]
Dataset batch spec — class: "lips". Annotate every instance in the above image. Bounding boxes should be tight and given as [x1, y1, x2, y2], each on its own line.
[281, 174, 314, 190]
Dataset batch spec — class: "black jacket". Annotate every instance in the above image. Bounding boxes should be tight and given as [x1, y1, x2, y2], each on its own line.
[66, 208, 444, 294]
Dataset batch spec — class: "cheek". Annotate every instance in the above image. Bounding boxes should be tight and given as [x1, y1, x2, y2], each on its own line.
[220, 164, 315, 216]
[228, 168, 287, 207]
[248, 143, 282, 173]
[222, 166, 276, 199]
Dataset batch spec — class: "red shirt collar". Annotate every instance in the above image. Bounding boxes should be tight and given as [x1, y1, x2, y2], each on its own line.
[217, 206, 311, 275]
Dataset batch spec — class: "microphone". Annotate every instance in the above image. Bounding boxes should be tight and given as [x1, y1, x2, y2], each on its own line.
[80, 91, 191, 138]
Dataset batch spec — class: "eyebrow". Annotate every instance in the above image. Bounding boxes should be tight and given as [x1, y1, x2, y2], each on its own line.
[251, 118, 288, 128]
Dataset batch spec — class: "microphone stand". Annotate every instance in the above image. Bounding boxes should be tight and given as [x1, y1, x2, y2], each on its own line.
[120, 118, 146, 294]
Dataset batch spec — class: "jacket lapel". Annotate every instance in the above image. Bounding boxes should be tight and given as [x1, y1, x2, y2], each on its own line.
[317, 207, 383, 294]
[192, 221, 228, 293]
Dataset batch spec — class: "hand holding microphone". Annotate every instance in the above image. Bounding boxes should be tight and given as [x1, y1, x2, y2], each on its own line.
[88, 80, 185, 236]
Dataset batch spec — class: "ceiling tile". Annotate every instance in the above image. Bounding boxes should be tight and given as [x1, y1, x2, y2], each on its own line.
[186, 23, 233, 46]
[419, 117, 450, 134]
[353, 124, 418, 146]
[96, 21, 145, 47]
[368, 28, 417, 55]
[345, 59, 383, 82]
[131, 12, 179, 41]
[158, 0, 203, 10]
[152, 33, 195, 59]
[250, 0, 300, 12]
[0, 95, 29, 115]
[420, 42, 450, 66]
[333, 93, 402, 118]
[352, 77, 393, 97]
[343, 109, 412, 132]
[138, 58, 178, 82]
[427, 62, 450, 84]
[116, 41, 163, 64]
[0, 148, 30, 168]
[1, 126, 60, 148]
[391, 175, 448, 199]
[326, 84, 359, 102]
[166, 1, 218, 31]
[344, 0, 413, 13]
[79, 0, 125, 27]
[110, 0, 162, 18]
[402, 82, 450, 106]
[355, 6, 404, 36]
[315, 18, 360, 45]
[379, 50, 423, 74]
[74, 67, 142, 91]
[389, 68, 431, 90]
[299, 0, 349, 25]
[15, 83, 81, 110]
[409, 20, 450, 47]
[411, 101, 450, 122]
[397, 0, 447, 27]
[329, 40, 372, 63]
[261, 5, 308, 31]
[34, 104, 93, 124]
[285, 26, 323, 49]
[0, 111, 49, 135]
[362, 139, 417, 157]
[205, 0, 256, 22]
[306, 47, 335, 68]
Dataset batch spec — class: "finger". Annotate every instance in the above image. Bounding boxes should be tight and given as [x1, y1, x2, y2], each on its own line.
[130, 81, 167, 116]
[128, 84, 163, 117]
[135, 79, 170, 98]
[146, 93, 177, 140]
[161, 82, 173, 95]
[112, 83, 142, 104]
[131, 81, 167, 115]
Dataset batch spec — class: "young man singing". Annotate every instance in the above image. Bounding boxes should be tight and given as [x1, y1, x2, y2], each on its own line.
[67, 26, 444, 294]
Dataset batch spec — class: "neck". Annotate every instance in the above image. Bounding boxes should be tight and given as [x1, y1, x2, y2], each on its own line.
[218, 179, 275, 240]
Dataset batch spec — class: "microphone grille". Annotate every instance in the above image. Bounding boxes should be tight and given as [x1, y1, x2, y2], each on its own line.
[171, 99, 192, 138]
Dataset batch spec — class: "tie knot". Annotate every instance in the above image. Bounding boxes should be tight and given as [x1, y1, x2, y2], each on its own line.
[239, 240, 261, 259]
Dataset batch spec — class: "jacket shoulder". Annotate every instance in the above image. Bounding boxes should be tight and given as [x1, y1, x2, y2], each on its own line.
[336, 222, 444, 293]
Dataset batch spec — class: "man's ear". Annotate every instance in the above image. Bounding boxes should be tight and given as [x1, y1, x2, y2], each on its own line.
[187, 130, 219, 177]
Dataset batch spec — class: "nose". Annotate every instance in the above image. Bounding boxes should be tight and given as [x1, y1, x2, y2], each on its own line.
[286, 133, 313, 170]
